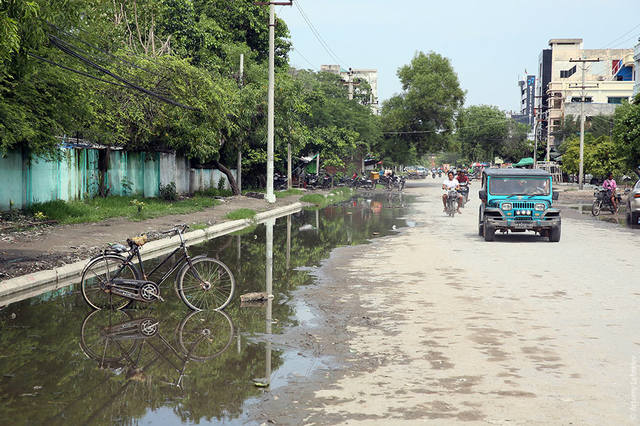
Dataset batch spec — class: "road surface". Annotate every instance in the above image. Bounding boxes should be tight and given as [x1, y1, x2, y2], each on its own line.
[251, 180, 640, 425]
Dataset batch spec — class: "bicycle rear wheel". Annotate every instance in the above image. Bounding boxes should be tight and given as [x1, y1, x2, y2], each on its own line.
[177, 257, 235, 311]
[81, 255, 138, 310]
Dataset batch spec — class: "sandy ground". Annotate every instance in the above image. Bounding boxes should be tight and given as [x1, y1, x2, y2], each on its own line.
[0, 193, 310, 280]
[248, 181, 640, 425]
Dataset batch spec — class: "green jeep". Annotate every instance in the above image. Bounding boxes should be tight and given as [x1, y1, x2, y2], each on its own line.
[478, 168, 561, 242]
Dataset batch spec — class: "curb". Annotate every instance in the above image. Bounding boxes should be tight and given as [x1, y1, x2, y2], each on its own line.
[0, 201, 304, 304]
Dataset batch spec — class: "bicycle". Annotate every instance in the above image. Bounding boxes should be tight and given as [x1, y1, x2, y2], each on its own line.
[80, 224, 235, 311]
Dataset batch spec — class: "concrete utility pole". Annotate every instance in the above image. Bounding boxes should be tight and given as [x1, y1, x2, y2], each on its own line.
[237, 53, 244, 193]
[255, 1, 293, 202]
[569, 57, 600, 190]
[347, 68, 354, 101]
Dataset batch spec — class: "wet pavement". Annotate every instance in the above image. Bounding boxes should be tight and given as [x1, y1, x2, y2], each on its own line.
[0, 192, 412, 425]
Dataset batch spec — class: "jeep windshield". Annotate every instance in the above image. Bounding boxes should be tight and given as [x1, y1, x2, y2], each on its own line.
[489, 177, 550, 196]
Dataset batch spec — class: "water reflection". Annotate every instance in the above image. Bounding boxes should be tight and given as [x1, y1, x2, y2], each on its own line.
[0, 193, 412, 424]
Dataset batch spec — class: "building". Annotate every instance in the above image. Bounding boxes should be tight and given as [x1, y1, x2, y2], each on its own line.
[320, 65, 380, 114]
[536, 39, 635, 147]
[516, 74, 536, 129]
[634, 39, 640, 96]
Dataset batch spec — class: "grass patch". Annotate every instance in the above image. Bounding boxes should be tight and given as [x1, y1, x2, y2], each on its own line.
[301, 188, 353, 208]
[275, 188, 303, 198]
[225, 208, 257, 220]
[190, 222, 210, 231]
[300, 194, 325, 205]
[27, 195, 217, 224]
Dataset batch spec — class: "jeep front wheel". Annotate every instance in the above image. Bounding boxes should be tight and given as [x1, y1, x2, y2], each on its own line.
[549, 225, 561, 242]
[483, 221, 495, 242]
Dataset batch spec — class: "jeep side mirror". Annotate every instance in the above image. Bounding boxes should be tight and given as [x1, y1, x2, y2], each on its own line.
[552, 191, 559, 201]
[479, 189, 487, 201]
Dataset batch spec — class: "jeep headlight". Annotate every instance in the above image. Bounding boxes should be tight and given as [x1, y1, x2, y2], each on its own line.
[501, 202, 512, 211]
[534, 203, 546, 211]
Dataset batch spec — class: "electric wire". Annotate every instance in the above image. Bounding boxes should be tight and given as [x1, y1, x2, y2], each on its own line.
[294, 0, 344, 66]
[292, 47, 317, 69]
[27, 52, 131, 89]
[603, 22, 640, 48]
[48, 35, 196, 110]
[383, 116, 525, 135]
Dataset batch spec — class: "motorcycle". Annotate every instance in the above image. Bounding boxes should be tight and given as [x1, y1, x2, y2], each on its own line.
[591, 187, 623, 216]
[274, 173, 287, 190]
[432, 171, 436, 179]
[458, 182, 469, 206]
[445, 189, 459, 217]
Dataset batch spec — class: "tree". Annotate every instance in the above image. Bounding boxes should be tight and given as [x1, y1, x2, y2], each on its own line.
[613, 98, 640, 171]
[381, 51, 464, 163]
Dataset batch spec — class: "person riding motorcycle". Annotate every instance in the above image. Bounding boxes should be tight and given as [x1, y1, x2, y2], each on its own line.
[442, 171, 463, 214]
[456, 169, 470, 202]
[602, 172, 618, 212]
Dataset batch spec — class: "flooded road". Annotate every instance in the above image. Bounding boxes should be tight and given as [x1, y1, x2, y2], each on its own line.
[250, 181, 640, 425]
[0, 193, 412, 425]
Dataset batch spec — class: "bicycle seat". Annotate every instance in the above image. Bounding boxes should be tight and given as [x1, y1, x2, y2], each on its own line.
[130, 235, 148, 247]
[109, 243, 128, 253]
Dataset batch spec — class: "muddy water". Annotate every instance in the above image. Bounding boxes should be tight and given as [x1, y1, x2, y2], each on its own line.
[0, 193, 411, 425]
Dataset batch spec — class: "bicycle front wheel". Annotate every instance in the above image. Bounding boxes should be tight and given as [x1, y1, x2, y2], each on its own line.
[177, 258, 235, 311]
[178, 309, 235, 361]
[81, 255, 138, 310]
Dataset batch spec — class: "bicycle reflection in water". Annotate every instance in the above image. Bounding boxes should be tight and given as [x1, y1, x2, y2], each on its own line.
[78, 308, 235, 423]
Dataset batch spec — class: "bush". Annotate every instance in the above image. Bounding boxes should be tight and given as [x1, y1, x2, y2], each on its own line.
[217, 176, 227, 191]
[159, 182, 178, 201]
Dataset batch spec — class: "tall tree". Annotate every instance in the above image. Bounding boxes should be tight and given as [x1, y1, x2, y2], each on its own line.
[381, 51, 465, 163]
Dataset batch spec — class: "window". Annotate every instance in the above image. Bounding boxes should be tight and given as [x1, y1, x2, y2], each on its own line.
[607, 97, 626, 104]
[553, 120, 561, 126]
[553, 100, 562, 109]
[571, 97, 592, 103]
[560, 65, 577, 78]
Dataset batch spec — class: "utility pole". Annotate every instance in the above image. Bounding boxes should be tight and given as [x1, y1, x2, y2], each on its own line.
[347, 68, 354, 100]
[255, 1, 293, 202]
[237, 53, 244, 193]
[569, 57, 600, 190]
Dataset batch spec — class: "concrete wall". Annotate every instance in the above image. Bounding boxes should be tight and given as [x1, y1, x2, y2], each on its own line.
[0, 148, 235, 211]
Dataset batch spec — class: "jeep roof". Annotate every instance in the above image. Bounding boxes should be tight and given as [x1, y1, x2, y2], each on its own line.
[483, 168, 551, 178]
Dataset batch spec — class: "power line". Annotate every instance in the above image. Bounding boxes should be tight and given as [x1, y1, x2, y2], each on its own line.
[292, 47, 317, 69]
[49, 35, 197, 110]
[294, 0, 344, 66]
[27, 52, 130, 89]
[603, 22, 640, 47]
[383, 116, 522, 135]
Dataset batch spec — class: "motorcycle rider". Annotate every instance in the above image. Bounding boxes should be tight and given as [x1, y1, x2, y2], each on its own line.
[457, 169, 470, 203]
[442, 171, 463, 214]
[603, 172, 618, 212]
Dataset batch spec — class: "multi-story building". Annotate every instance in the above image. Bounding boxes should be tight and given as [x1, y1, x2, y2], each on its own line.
[514, 74, 536, 129]
[320, 65, 380, 114]
[634, 39, 640, 96]
[536, 39, 635, 147]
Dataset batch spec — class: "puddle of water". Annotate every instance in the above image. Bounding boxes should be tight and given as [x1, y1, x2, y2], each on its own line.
[0, 193, 412, 425]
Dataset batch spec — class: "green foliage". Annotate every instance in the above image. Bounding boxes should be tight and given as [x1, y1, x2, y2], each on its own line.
[613, 100, 640, 171]
[196, 187, 233, 197]
[26, 195, 216, 224]
[159, 182, 178, 201]
[275, 188, 303, 198]
[225, 208, 256, 220]
[301, 188, 353, 208]
[561, 135, 628, 178]
[381, 51, 465, 164]
[217, 176, 227, 191]
[455, 105, 530, 163]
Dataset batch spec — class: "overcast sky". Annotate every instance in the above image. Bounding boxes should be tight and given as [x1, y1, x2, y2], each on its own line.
[279, 0, 640, 112]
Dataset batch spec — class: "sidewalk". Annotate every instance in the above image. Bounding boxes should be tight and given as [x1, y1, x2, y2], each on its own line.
[0, 193, 309, 281]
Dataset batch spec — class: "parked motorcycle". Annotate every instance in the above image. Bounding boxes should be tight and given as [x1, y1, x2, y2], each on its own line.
[591, 187, 624, 216]
[274, 173, 288, 190]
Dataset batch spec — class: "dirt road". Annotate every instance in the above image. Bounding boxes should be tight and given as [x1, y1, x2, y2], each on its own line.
[250, 181, 640, 425]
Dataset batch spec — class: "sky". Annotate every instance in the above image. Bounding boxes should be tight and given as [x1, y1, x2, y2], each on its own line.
[278, 0, 640, 112]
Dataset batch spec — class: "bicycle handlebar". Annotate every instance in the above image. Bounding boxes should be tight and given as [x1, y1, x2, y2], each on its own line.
[161, 224, 190, 235]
